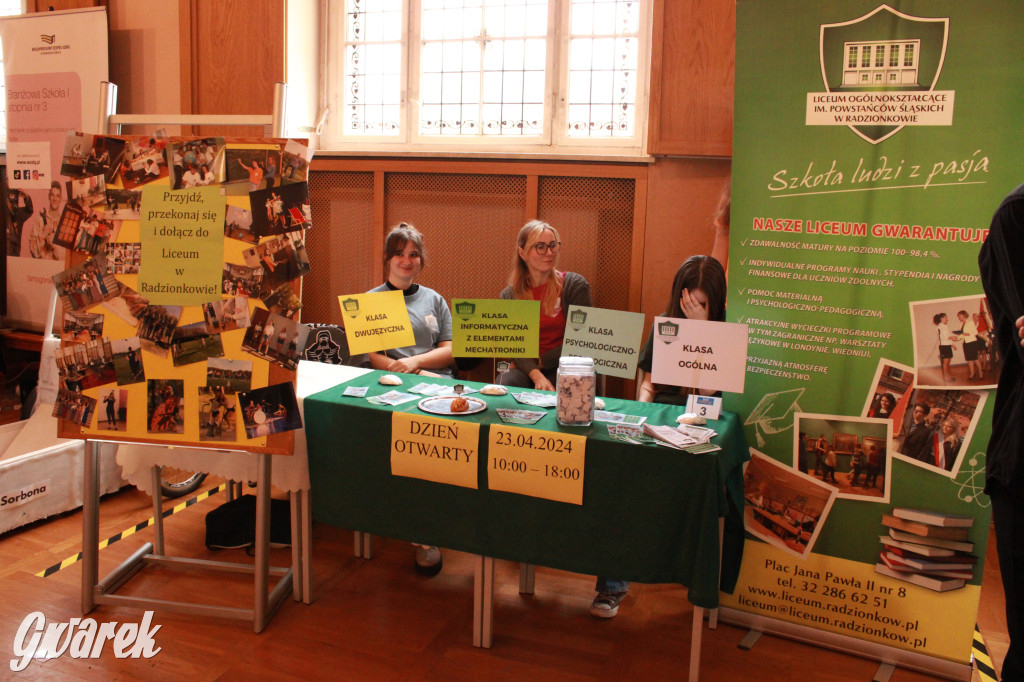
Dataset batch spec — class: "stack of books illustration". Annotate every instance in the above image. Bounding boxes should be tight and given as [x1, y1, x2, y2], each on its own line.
[875, 507, 975, 592]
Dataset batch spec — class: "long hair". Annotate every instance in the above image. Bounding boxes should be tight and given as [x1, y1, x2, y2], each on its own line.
[508, 220, 563, 315]
[383, 222, 426, 272]
[665, 255, 727, 321]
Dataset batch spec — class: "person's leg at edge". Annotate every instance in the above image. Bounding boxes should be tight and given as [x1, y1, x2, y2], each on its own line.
[592, 577, 630, 618]
[991, 481, 1024, 682]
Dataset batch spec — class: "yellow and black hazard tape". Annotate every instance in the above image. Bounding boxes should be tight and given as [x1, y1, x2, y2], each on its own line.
[36, 483, 226, 578]
[974, 623, 998, 682]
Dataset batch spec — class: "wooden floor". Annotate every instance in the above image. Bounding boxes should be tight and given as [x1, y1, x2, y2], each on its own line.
[0, 480, 1010, 681]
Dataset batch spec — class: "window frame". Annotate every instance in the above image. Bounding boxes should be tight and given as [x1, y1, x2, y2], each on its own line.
[322, 0, 652, 156]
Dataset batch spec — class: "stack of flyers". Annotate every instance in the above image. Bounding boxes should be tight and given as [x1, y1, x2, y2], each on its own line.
[677, 423, 717, 444]
[366, 390, 419, 406]
[495, 408, 547, 424]
[511, 392, 557, 408]
[641, 424, 694, 449]
[343, 385, 369, 398]
[593, 410, 647, 425]
[607, 423, 658, 445]
[683, 442, 722, 455]
[408, 382, 478, 396]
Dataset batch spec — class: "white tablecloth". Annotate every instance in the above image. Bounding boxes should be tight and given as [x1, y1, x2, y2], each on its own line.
[117, 362, 370, 494]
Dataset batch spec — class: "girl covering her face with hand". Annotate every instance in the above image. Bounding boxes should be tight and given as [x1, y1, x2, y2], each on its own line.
[636, 254, 727, 404]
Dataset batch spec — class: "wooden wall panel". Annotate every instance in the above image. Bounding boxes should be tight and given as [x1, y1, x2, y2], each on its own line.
[647, 0, 735, 157]
[28, 0, 101, 11]
[183, 0, 286, 137]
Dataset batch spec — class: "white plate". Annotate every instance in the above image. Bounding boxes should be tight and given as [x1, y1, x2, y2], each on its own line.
[417, 396, 487, 416]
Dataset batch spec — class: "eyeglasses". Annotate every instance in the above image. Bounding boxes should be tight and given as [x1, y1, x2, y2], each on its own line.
[532, 240, 561, 255]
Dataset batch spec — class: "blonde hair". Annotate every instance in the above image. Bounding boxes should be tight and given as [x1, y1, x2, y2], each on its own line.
[508, 220, 563, 316]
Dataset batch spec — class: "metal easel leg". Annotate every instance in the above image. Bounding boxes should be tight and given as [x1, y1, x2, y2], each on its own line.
[289, 490, 302, 601]
[253, 453, 272, 632]
[301, 487, 312, 603]
[150, 465, 164, 555]
[81, 440, 99, 614]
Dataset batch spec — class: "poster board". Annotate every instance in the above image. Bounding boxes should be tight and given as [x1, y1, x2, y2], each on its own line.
[54, 135, 312, 455]
[1, 7, 109, 331]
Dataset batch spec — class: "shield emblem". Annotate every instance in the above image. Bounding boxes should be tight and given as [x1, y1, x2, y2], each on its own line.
[569, 309, 587, 330]
[341, 297, 360, 318]
[820, 5, 948, 144]
[454, 301, 476, 320]
[657, 320, 679, 344]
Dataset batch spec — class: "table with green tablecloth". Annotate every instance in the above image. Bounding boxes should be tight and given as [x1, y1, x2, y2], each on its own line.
[304, 369, 749, 613]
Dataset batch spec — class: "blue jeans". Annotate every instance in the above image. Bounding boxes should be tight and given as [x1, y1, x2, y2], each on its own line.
[595, 577, 629, 595]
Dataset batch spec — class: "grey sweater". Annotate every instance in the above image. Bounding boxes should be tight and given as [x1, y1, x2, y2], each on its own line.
[499, 271, 591, 376]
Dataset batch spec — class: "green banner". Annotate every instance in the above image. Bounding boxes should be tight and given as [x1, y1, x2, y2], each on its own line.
[727, 0, 1024, 667]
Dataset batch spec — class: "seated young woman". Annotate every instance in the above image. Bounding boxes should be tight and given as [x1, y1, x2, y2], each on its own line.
[498, 220, 591, 390]
[636, 254, 727, 404]
[365, 223, 454, 577]
[365, 223, 455, 379]
[591, 254, 727, 620]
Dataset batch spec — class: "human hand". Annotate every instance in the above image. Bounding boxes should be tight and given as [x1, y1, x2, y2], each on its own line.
[681, 288, 709, 321]
[1017, 315, 1024, 347]
[531, 371, 555, 392]
[388, 357, 420, 374]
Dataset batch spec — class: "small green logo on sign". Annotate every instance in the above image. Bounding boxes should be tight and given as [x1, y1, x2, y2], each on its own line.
[569, 309, 587, 330]
[455, 301, 476, 320]
[342, 297, 360, 318]
[658, 320, 679, 343]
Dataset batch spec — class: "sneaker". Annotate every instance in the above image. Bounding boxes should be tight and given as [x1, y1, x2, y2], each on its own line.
[590, 591, 625, 618]
[414, 545, 443, 577]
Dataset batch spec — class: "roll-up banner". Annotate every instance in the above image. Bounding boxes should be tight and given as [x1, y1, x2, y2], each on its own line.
[726, 0, 1024, 673]
[1, 7, 108, 331]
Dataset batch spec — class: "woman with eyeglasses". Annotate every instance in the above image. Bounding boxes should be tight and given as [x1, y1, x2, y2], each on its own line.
[590, 254, 726, 620]
[499, 220, 591, 390]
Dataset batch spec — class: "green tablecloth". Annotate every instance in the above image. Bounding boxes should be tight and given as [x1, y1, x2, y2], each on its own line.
[304, 370, 749, 608]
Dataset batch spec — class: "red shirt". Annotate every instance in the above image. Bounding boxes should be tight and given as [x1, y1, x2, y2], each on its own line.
[530, 275, 565, 356]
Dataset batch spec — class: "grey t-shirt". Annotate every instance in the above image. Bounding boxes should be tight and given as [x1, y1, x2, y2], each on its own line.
[368, 283, 454, 377]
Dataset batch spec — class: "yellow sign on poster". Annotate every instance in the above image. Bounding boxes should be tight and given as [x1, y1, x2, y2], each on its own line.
[340, 290, 415, 356]
[390, 411, 480, 489]
[139, 184, 226, 305]
[487, 425, 586, 505]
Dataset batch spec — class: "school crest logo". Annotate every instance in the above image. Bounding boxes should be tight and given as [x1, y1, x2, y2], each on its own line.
[810, 4, 952, 144]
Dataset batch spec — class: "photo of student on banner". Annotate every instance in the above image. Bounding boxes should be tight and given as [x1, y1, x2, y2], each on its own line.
[62, 310, 104, 344]
[60, 132, 125, 183]
[171, 321, 225, 367]
[51, 252, 119, 311]
[795, 414, 892, 502]
[53, 388, 96, 428]
[109, 336, 145, 386]
[118, 136, 168, 190]
[892, 387, 987, 477]
[242, 231, 310, 291]
[862, 359, 915, 427]
[104, 188, 142, 220]
[910, 295, 1001, 390]
[250, 181, 311, 237]
[224, 204, 257, 244]
[745, 449, 837, 559]
[222, 262, 264, 297]
[147, 379, 184, 434]
[238, 382, 302, 438]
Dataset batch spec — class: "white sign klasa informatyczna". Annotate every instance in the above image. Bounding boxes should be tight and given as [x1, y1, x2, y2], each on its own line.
[650, 317, 749, 394]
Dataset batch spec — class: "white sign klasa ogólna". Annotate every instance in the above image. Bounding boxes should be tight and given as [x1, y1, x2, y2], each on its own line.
[650, 317, 749, 394]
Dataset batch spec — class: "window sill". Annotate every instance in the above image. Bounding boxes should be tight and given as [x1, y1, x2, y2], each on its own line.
[310, 148, 655, 165]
